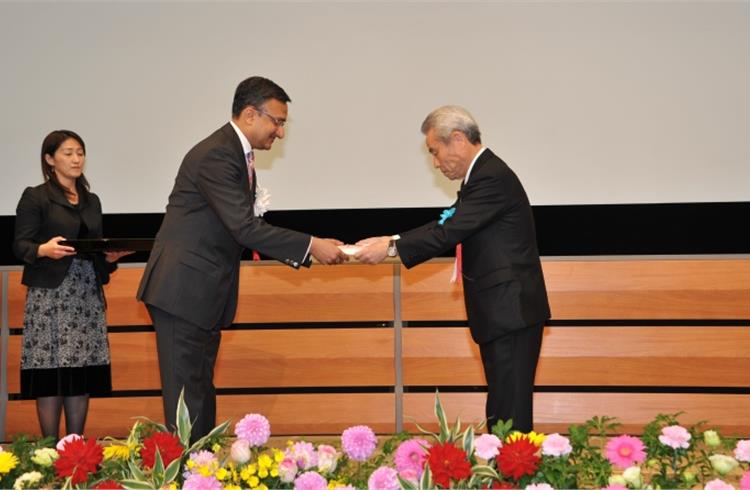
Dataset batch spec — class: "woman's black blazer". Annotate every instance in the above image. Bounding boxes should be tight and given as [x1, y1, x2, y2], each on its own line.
[13, 182, 116, 288]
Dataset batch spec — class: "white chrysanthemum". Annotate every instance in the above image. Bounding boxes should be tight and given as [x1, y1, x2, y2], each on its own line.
[254, 187, 271, 217]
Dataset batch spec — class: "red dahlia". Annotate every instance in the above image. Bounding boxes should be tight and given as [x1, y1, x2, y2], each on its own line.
[54, 437, 104, 485]
[92, 480, 125, 489]
[140, 432, 184, 469]
[427, 441, 473, 488]
[497, 436, 540, 481]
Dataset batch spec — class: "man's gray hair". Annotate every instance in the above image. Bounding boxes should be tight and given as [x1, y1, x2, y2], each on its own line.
[421, 105, 482, 144]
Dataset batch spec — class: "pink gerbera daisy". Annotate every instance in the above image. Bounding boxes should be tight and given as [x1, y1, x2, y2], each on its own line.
[605, 435, 647, 469]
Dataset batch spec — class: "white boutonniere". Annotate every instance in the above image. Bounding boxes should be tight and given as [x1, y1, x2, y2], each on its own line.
[254, 186, 271, 217]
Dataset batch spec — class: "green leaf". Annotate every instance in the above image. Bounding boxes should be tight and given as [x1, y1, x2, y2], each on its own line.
[434, 390, 449, 441]
[164, 457, 183, 483]
[471, 464, 500, 479]
[398, 474, 418, 490]
[176, 389, 192, 447]
[419, 465, 433, 490]
[462, 425, 475, 456]
[188, 420, 231, 453]
[151, 448, 165, 486]
[412, 419, 439, 440]
[120, 479, 158, 490]
[127, 460, 147, 481]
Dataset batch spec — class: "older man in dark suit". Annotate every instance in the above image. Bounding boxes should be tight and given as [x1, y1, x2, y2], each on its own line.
[356, 106, 550, 432]
[137, 76, 346, 441]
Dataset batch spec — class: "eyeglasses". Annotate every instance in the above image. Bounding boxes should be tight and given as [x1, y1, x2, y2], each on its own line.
[253, 107, 286, 128]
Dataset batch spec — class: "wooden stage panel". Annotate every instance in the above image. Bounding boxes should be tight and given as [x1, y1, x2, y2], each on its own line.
[7, 270, 24, 328]
[234, 263, 394, 323]
[402, 326, 750, 387]
[4, 393, 395, 439]
[403, 392, 750, 437]
[400, 259, 750, 321]
[215, 328, 394, 387]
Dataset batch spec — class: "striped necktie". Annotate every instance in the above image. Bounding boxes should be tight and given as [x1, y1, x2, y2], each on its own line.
[246, 150, 255, 188]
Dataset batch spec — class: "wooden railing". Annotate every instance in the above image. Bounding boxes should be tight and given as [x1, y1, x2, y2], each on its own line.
[2, 257, 750, 440]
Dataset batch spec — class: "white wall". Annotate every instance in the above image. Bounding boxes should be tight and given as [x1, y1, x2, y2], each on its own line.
[1, 1, 749, 214]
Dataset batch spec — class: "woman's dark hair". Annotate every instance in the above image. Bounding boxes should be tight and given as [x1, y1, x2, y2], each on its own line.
[41, 129, 90, 199]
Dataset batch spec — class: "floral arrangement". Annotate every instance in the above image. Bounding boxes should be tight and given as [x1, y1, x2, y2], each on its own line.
[1, 392, 749, 489]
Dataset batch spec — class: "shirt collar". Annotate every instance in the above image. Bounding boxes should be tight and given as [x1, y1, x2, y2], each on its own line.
[229, 120, 253, 158]
[463, 146, 487, 184]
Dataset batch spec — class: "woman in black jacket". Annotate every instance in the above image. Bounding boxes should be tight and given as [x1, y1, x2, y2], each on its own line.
[13, 130, 129, 440]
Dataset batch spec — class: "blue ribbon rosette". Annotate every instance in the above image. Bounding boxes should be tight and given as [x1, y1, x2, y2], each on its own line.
[438, 207, 456, 225]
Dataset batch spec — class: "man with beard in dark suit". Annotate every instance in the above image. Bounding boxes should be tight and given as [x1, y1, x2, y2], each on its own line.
[137, 76, 346, 441]
[355, 105, 550, 432]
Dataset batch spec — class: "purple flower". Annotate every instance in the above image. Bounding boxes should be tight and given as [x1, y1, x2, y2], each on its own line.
[367, 466, 400, 490]
[541, 433, 572, 458]
[474, 434, 502, 460]
[182, 474, 222, 490]
[604, 435, 646, 469]
[341, 425, 378, 462]
[234, 413, 271, 446]
[294, 471, 328, 490]
[658, 425, 691, 449]
[287, 441, 318, 470]
[704, 478, 735, 490]
[393, 438, 430, 481]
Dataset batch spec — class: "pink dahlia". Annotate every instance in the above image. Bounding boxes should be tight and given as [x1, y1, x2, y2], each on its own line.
[604, 435, 646, 469]
[735, 440, 750, 462]
[541, 433, 572, 457]
[182, 474, 222, 490]
[56, 433, 83, 451]
[658, 425, 691, 449]
[294, 471, 328, 490]
[740, 471, 750, 490]
[525, 484, 554, 490]
[367, 466, 399, 490]
[341, 425, 378, 462]
[234, 413, 271, 446]
[704, 478, 735, 490]
[393, 438, 430, 480]
[602, 486, 628, 490]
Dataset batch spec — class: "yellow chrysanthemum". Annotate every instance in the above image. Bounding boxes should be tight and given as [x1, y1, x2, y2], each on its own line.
[167, 483, 178, 490]
[258, 453, 272, 468]
[328, 479, 347, 489]
[258, 467, 269, 479]
[270, 468, 279, 478]
[103, 444, 131, 461]
[216, 468, 229, 481]
[224, 485, 241, 490]
[0, 452, 20, 474]
[248, 475, 260, 487]
[186, 460, 196, 469]
[198, 465, 214, 477]
[506, 430, 546, 446]
[257, 484, 268, 490]
[212, 443, 222, 453]
[273, 449, 285, 463]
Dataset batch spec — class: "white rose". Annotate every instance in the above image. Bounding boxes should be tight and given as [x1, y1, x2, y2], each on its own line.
[623, 466, 642, 487]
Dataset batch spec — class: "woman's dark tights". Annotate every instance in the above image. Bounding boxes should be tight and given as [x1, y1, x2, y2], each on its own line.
[36, 394, 89, 440]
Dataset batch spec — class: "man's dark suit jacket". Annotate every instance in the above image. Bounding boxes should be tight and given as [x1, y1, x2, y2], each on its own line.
[396, 148, 550, 344]
[137, 123, 311, 328]
[13, 182, 115, 288]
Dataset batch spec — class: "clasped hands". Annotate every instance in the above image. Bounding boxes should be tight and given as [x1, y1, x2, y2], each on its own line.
[309, 236, 393, 265]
